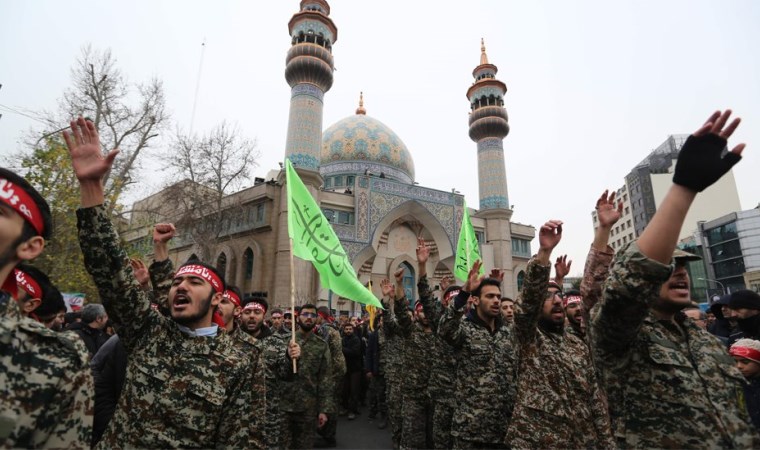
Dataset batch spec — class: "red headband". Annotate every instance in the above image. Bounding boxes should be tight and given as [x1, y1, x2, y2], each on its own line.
[444, 289, 460, 302]
[15, 269, 42, 298]
[224, 290, 241, 308]
[271, 312, 283, 318]
[174, 264, 223, 293]
[317, 310, 333, 322]
[243, 302, 266, 313]
[563, 295, 582, 308]
[730, 346, 760, 363]
[415, 302, 424, 312]
[0, 178, 44, 236]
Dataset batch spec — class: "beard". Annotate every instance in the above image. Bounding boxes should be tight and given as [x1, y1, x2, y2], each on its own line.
[173, 290, 214, 327]
[299, 321, 316, 332]
[0, 234, 23, 273]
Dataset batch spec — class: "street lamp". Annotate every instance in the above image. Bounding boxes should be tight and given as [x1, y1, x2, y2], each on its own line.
[698, 277, 727, 295]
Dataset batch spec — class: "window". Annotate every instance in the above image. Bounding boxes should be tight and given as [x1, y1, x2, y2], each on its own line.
[475, 231, 486, 244]
[627, 220, 631, 227]
[511, 239, 531, 258]
[334, 177, 344, 187]
[217, 252, 227, 278]
[625, 207, 630, 215]
[256, 204, 265, 222]
[324, 177, 332, 189]
[243, 248, 254, 280]
[346, 175, 355, 186]
[338, 211, 351, 225]
[399, 262, 415, 303]
[517, 271, 525, 292]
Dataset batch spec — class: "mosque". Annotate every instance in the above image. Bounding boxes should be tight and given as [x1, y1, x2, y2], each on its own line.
[126, 0, 535, 315]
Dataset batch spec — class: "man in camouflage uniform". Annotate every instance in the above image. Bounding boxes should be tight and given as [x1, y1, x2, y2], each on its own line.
[64, 117, 265, 448]
[417, 238, 459, 450]
[365, 314, 388, 428]
[439, 261, 517, 449]
[280, 303, 335, 449]
[237, 296, 293, 449]
[315, 305, 346, 447]
[395, 255, 436, 450]
[380, 276, 407, 449]
[592, 110, 760, 448]
[0, 167, 93, 448]
[504, 220, 614, 448]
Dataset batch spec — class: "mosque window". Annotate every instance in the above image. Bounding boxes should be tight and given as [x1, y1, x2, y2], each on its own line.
[244, 248, 254, 280]
[338, 211, 354, 225]
[323, 209, 335, 222]
[334, 177, 344, 187]
[324, 177, 332, 189]
[217, 252, 227, 279]
[346, 175, 355, 186]
[517, 271, 525, 292]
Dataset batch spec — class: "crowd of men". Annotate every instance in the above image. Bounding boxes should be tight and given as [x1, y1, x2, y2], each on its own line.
[2, 109, 760, 449]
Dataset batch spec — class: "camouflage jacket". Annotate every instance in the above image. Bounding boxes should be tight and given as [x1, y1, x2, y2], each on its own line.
[395, 289, 436, 399]
[280, 329, 335, 414]
[382, 297, 407, 376]
[506, 257, 615, 449]
[77, 206, 265, 449]
[317, 322, 346, 382]
[592, 242, 760, 449]
[0, 293, 93, 448]
[417, 276, 457, 403]
[582, 244, 615, 324]
[439, 288, 517, 444]
[232, 325, 289, 449]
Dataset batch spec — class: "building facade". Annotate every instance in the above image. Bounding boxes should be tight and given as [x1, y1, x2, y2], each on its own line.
[698, 207, 760, 294]
[125, 0, 535, 315]
[591, 134, 742, 252]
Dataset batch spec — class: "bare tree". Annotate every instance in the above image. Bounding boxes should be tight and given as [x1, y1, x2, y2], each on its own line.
[163, 121, 259, 261]
[27, 45, 168, 214]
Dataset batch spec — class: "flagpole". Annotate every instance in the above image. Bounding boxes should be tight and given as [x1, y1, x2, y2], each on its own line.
[289, 237, 297, 373]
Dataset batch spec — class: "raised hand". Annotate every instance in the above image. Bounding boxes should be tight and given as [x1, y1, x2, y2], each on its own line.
[554, 255, 572, 281]
[130, 258, 150, 289]
[440, 275, 453, 292]
[464, 260, 486, 293]
[539, 220, 563, 252]
[380, 278, 394, 298]
[673, 109, 745, 192]
[489, 268, 505, 282]
[416, 237, 430, 265]
[153, 223, 176, 243]
[595, 190, 623, 229]
[393, 268, 404, 286]
[62, 117, 119, 183]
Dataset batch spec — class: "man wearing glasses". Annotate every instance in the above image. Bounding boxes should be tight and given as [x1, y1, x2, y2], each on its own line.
[280, 303, 334, 449]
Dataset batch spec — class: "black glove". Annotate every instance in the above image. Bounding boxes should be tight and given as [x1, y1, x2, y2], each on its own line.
[673, 133, 741, 192]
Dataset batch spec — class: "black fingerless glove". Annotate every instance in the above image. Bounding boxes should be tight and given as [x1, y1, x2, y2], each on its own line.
[673, 134, 741, 192]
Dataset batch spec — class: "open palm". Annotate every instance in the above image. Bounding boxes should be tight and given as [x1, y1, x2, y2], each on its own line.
[62, 117, 119, 182]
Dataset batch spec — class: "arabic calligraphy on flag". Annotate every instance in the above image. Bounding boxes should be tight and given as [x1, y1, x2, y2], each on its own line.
[285, 159, 383, 308]
[454, 201, 484, 282]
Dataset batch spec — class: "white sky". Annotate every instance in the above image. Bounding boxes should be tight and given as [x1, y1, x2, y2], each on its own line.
[1, 0, 759, 277]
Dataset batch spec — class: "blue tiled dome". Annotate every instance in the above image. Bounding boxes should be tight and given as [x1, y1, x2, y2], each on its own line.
[320, 114, 415, 183]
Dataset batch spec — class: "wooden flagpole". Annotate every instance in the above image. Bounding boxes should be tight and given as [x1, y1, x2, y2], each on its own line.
[289, 238, 298, 373]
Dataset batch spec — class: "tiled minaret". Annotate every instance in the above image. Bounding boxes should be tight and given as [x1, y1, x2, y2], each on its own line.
[284, 0, 337, 174]
[468, 39, 511, 212]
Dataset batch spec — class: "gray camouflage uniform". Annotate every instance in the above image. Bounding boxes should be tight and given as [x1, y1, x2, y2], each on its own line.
[439, 287, 517, 448]
[592, 242, 760, 448]
[505, 257, 615, 449]
[0, 294, 93, 448]
[396, 287, 436, 450]
[77, 205, 265, 449]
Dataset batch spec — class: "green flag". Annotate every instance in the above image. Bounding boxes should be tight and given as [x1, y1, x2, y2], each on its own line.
[455, 201, 484, 282]
[285, 159, 382, 308]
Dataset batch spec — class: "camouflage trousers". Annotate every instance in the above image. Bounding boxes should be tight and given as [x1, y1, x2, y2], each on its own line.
[368, 374, 388, 417]
[432, 398, 455, 449]
[401, 394, 433, 450]
[386, 367, 403, 447]
[264, 402, 284, 449]
[316, 380, 342, 443]
[283, 409, 317, 450]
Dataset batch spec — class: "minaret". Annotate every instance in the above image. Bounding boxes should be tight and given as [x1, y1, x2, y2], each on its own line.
[276, 1, 337, 309]
[467, 39, 511, 213]
[284, 0, 337, 174]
